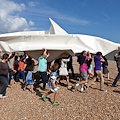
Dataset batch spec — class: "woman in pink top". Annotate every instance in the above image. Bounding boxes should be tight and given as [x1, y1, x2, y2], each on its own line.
[75, 51, 91, 92]
[79, 56, 89, 73]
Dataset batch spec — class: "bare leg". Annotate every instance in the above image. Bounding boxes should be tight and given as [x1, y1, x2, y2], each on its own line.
[80, 80, 88, 92]
[44, 90, 53, 97]
[80, 83, 84, 92]
[87, 73, 97, 88]
[79, 80, 88, 86]
[66, 75, 70, 87]
[54, 90, 59, 102]
[87, 74, 89, 80]
[107, 73, 110, 80]
[23, 84, 27, 90]
[30, 85, 34, 92]
[56, 76, 61, 86]
[90, 72, 94, 76]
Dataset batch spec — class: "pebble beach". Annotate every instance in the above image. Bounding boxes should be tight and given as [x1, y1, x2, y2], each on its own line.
[0, 57, 120, 120]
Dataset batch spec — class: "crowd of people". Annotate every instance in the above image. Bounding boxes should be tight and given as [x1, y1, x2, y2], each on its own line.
[0, 49, 120, 105]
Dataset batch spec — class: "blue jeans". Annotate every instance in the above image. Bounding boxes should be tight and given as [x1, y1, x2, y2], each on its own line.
[8, 71, 12, 84]
[112, 68, 120, 86]
[0, 75, 8, 96]
[34, 72, 48, 89]
[15, 69, 25, 83]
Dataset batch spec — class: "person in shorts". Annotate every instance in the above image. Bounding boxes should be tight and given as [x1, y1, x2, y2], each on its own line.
[23, 66, 35, 93]
[76, 51, 91, 92]
[42, 63, 59, 105]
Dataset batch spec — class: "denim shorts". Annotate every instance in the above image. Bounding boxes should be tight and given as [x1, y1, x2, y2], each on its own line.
[50, 87, 59, 92]
[25, 79, 34, 85]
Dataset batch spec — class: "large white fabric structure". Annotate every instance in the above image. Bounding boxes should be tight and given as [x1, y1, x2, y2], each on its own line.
[0, 18, 120, 61]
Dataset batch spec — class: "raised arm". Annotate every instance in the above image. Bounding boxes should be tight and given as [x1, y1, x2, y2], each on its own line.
[43, 48, 47, 55]
[47, 52, 50, 58]
[42, 48, 50, 58]
[100, 56, 105, 62]
[114, 53, 120, 60]
[21, 53, 26, 61]
[9, 52, 15, 59]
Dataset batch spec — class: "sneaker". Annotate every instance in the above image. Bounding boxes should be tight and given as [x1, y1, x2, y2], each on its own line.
[76, 83, 79, 86]
[68, 86, 72, 90]
[91, 82, 95, 85]
[81, 88, 84, 92]
[53, 102, 59, 105]
[42, 95, 46, 101]
[0, 95, 8, 98]
[83, 85, 88, 90]
[0, 94, 3, 98]
[8, 85, 11, 88]
[100, 89, 107, 92]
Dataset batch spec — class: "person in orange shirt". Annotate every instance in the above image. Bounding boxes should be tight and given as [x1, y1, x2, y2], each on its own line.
[14, 54, 26, 84]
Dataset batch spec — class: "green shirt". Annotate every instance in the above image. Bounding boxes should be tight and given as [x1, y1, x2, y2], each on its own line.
[37, 56, 47, 72]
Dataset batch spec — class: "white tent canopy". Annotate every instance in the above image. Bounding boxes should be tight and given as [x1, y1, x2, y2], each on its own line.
[0, 18, 120, 61]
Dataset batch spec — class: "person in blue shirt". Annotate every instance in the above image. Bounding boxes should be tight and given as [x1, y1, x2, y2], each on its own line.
[34, 48, 50, 90]
[86, 52, 107, 92]
[42, 63, 59, 105]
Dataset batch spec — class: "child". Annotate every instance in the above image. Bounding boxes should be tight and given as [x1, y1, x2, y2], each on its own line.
[42, 63, 59, 105]
[87, 59, 94, 78]
[23, 66, 35, 93]
[87, 59, 95, 85]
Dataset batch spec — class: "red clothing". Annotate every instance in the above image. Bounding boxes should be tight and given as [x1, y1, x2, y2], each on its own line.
[13, 60, 19, 70]
[14, 64, 19, 71]
[47, 62, 50, 72]
[18, 61, 24, 71]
